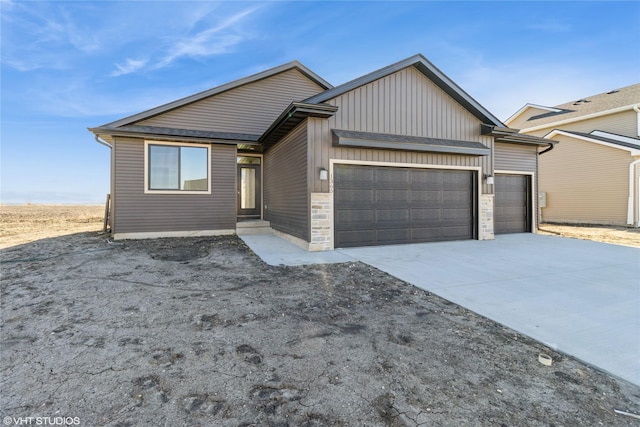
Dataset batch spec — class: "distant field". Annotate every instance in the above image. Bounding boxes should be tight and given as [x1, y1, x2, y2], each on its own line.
[0, 204, 104, 249]
[1, 205, 638, 250]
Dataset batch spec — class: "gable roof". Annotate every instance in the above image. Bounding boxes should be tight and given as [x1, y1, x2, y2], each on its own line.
[508, 83, 640, 131]
[545, 129, 640, 155]
[304, 53, 505, 127]
[97, 61, 333, 129]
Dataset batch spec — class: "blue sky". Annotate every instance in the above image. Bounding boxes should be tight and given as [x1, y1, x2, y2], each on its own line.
[1, 1, 638, 204]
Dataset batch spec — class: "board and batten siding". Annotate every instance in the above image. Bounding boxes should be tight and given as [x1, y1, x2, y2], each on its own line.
[525, 110, 638, 138]
[264, 122, 309, 240]
[112, 137, 236, 233]
[539, 134, 631, 225]
[136, 69, 325, 135]
[306, 66, 493, 194]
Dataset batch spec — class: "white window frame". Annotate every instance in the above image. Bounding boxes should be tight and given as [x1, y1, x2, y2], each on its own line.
[144, 140, 211, 195]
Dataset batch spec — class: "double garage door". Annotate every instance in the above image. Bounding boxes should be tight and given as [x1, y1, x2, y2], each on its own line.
[334, 164, 476, 248]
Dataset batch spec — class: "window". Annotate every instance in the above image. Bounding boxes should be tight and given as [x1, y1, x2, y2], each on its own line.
[145, 141, 210, 194]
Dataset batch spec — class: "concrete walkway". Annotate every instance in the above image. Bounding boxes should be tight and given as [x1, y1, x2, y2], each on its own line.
[241, 233, 640, 386]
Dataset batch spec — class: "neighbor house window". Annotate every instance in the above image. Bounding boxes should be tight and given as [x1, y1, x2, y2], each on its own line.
[145, 141, 210, 194]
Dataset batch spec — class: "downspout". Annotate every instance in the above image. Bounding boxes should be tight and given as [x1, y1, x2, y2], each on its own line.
[628, 158, 640, 226]
[634, 104, 640, 137]
[539, 141, 556, 155]
[95, 135, 112, 149]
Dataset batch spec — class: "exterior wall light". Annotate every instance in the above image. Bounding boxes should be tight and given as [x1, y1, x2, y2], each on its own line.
[319, 168, 328, 181]
[485, 174, 494, 185]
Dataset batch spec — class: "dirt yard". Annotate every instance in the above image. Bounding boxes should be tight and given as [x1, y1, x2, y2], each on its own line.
[1, 206, 639, 425]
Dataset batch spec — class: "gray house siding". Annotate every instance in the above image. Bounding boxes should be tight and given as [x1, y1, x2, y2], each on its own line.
[112, 136, 236, 234]
[136, 69, 325, 135]
[264, 122, 309, 240]
[306, 67, 492, 193]
[494, 143, 537, 172]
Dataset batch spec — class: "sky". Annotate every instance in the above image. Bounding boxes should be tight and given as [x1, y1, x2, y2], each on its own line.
[1, 1, 639, 204]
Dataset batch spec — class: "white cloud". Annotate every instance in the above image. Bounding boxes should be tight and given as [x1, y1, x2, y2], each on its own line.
[155, 7, 257, 69]
[111, 58, 148, 77]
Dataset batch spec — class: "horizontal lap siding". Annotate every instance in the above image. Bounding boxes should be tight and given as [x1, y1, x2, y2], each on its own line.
[539, 134, 630, 225]
[113, 137, 236, 233]
[136, 69, 325, 135]
[264, 123, 309, 240]
[307, 67, 491, 193]
[494, 143, 537, 172]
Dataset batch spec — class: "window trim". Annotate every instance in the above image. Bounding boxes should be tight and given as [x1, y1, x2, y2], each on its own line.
[144, 140, 211, 195]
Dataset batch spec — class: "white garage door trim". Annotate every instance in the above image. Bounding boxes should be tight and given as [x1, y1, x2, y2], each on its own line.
[494, 169, 537, 233]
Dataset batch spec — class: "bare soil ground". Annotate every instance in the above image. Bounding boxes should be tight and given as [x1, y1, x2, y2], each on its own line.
[1, 206, 640, 426]
[539, 223, 640, 248]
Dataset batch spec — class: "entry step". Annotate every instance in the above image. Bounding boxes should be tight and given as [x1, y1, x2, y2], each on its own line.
[236, 220, 272, 235]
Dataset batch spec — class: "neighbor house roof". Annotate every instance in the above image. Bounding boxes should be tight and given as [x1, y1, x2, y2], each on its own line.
[304, 54, 505, 127]
[545, 129, 640, 155]
[506, 83, 640, 131]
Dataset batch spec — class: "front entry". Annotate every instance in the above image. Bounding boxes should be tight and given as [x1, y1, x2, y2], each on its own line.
[237, 156, 261, 219]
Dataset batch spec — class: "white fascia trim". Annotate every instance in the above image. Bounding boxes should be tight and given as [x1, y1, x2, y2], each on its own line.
[505, 103, 562, 126]
[519, 104, 637, 133]
[113, 229, 235, 240]
[590, 130, 640, 145]
[545, 130, 640, 156]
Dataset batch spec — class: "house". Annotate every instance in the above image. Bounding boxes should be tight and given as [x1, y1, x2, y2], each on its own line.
[89, 54, 554, 250]
[505, 84, 640, 227]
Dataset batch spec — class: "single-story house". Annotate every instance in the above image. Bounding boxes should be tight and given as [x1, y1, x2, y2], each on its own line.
[505, 83, 640, 227]
[89, 54, 554, 250]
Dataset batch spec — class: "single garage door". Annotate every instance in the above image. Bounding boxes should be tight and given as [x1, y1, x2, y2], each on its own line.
[334, 164, 476, 248]
[494, 174, 531, 234]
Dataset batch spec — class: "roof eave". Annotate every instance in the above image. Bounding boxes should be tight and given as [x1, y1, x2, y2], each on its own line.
[87, 126, 260, 146]
[481, 124, 557, 147]
[259, 102, 338, 149]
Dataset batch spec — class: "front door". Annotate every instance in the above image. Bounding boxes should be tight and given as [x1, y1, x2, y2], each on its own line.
[237, 156, 261, 219]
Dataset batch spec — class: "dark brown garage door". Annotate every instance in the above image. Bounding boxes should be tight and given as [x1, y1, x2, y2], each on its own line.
[494, 174, 531, 234]
[334, 164, 476, 248]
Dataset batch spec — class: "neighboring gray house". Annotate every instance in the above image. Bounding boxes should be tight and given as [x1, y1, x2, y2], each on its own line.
[89, 54, 553, 250]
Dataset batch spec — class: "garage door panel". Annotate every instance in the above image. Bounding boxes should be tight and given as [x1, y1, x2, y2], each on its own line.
[410, 208, 442, 221]
[411, 191, 442, 204]
[495, 174, 531, 234]
[335, 209, 374, 225]
[335, 189, 374, 204]
[334, 165, 476, 247]
[376, 168, 410, 186]
[443, 208, 472, 220]
[375, 209, 410, 223]
[442, 225, 473, 238]
[376, 228, 411, 244]
[336, 230, 375, 246]
[375, 189, 410, 202]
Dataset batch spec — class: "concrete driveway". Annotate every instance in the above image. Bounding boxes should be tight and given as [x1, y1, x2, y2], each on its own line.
[339, 234, 640, 386]
[243, 233, 640, 386]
